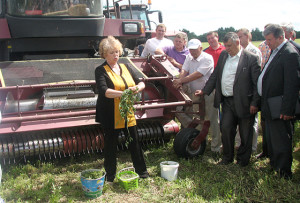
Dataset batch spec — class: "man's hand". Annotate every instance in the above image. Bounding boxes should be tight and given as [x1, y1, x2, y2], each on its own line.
[250, 106, 258, 114]
[280, 114, 294, 120]
[194, 90, 204, 96]
[173, 79, 182, 89]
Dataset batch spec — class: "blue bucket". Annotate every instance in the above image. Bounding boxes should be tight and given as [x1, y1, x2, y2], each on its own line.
[80, 169, 106, 198]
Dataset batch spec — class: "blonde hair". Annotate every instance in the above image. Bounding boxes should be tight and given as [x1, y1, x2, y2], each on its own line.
[156, 24, 167, 31]
[99, 36, 123, 58]
[175, 32, 188, 42]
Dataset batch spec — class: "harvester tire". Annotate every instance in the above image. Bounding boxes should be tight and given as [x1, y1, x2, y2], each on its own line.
[173, 128, 206, 158]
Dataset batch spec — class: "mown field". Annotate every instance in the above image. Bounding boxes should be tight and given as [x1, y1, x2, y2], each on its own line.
[0, 120, 299, 202]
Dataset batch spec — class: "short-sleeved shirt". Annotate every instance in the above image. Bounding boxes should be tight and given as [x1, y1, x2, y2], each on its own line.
[141, 37, 173, 57]
[204, 43, 225, 68]
[182, 52, 214, 92]
[258, 41, 271, 69]
[162, 46, 190, 65]
[245, 42, 262, 65]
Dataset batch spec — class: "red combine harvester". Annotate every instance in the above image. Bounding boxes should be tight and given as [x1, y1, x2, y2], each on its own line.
[0, 0, 208, 164]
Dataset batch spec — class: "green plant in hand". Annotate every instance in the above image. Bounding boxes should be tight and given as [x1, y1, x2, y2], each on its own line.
[119, 87, 140, 147]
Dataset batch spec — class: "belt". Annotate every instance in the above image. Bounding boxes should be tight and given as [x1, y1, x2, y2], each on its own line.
[223, 95, 233, 99]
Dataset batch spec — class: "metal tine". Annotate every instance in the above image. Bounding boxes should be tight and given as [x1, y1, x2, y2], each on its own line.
[50, 131, 57, 159]
[9, 135, 16, 164]
[12, 135, 18, 164]
[83, 128, 90, 154]
[7, 136, 14, 164]
[143, 126, 151, 145]
[75, 130, 81, 156]
[87, 128, 94, 154]
[65, 131, 72, 157]
[28, 134, 36, 160]
[12, 134, 21, 163]
[156, 123, 164, 146]
[0, 138, 6, 165]
[88, 128, 96, 154]
[45, 132, 52, 160]
[68, 130, 75, 156]
[35, 133, 43, 161]
[20, 134, 27, 163]
[54, 131, 62, 159]
[72, 130, 78, 157]
[81, 129, 87, 155]
[41, 133, 47, 161]
[151, 123, 160, 145]
[46, 133, 52, 160]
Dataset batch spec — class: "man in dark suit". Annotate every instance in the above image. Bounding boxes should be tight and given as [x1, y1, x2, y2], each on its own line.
[195, 32, 261, 166]
[258, 24, 300, 179]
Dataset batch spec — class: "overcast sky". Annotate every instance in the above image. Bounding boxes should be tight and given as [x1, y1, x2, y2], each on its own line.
[147, 0, 300, 35]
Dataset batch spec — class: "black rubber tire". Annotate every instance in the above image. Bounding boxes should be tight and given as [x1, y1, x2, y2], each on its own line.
[173, 128, 206, 158]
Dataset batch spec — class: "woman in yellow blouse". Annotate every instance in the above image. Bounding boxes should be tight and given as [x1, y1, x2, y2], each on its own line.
[95, 36, 149, 183]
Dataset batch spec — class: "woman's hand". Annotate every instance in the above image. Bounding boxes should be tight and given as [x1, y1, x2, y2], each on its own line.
[128, 86, 139, 94]
[129, 82, 145, 94]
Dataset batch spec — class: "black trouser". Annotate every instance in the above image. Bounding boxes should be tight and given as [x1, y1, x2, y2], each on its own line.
[221, 97, 254, 165]
[265, 119, 293, 178]
[260, 117, 268, 155]
[103, 126, 147, 182]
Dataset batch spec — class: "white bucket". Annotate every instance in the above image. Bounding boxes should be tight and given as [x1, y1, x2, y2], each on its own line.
[160, 161, 179, 181]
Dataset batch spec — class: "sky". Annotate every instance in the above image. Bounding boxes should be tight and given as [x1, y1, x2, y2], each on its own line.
[146, 0, 300, 35]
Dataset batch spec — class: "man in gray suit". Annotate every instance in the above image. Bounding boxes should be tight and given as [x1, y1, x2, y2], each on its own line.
[258, 24, 300, 179]
[195, 32, 261, 166]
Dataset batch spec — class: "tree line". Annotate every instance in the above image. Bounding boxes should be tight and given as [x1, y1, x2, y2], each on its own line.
[181, 27, 300, 42]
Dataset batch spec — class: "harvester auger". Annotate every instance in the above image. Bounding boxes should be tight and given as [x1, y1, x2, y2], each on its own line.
[0, 56, 209, 164]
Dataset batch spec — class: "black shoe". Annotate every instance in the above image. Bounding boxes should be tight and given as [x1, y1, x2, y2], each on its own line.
[218, 159, 231, 165]
[256, 152, 267, 159]
[138, 171, 149, 179]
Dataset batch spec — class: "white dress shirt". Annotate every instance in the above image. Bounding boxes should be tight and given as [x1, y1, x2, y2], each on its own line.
[182, 52, 214, 92]
[141, 37, 173, 57]
[221, 50, 242, 96]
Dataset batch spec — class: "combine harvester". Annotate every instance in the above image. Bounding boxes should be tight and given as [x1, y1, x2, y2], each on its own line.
[0, 0, 208, 164]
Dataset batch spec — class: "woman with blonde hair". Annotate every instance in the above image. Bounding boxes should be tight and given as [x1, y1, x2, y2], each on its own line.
[95, 36, 149, 183]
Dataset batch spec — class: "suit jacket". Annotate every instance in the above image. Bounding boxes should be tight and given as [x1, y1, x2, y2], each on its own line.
[290, 40, 300, 53]
[261, 41, 300, 119]
[202, 49, 261, 118]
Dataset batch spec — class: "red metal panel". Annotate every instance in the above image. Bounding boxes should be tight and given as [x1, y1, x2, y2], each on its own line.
[103, 18, 145, 37]
[0, 19, 11, 39]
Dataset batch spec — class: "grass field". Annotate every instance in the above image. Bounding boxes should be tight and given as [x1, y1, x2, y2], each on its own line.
[0, 120, 299, 202]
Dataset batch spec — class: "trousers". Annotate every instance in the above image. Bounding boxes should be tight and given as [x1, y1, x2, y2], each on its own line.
[103, 126, 147, 181]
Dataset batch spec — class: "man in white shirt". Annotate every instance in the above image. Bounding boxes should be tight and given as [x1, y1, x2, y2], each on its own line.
[173, 39, 217, 152]
[141, 24, 173, 57]
[236, 28, 263, 153]
[196, 32, 260, 166]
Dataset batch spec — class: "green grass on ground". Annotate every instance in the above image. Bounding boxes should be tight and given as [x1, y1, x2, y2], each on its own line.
[0, 122, 299, 202]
